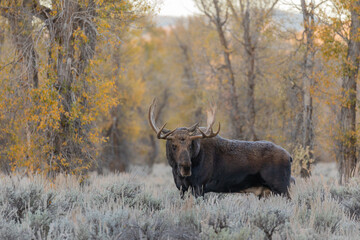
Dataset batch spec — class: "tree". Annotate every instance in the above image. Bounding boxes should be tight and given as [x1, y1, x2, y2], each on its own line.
[0, 0, 39, 88]
[0, 0, 150, 176]
[338, 0, 360, 184]
[227, 0, 278, 140]
[196, 0, 246, 139]
[300, 0, 316, 158]
[318, 0, 360, 183]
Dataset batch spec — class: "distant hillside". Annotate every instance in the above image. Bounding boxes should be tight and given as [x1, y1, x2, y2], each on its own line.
[155, 9, 303, 31]
[154, 16, 183, 27]
[273, 9, 303, 31]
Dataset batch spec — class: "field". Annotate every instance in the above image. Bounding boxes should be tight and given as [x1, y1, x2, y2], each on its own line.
[0, 163, 359, 240]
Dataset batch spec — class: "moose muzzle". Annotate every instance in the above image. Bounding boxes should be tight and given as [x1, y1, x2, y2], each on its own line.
[178, 152, 192, 177]
[179, 163, 191, 177]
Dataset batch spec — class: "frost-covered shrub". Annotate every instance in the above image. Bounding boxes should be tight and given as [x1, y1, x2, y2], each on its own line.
[78, 208, 199, 240]
[160, 225, 201, 240]
[292, 179, 328, 226]
[289, 227, 323, 240]
[0, 181, 55, 223]
[293, 180, 326, 208]
[248, 198, 291, 240]
[82, 209, 130, 239]
[206, 209, 228, 234]
[47, 217, 76, 240]
[311, 199, 344, 233]
[93, 180, 142, 206]
[0, 167, 359, 240]
[198, 195, 242, 234]
[91, 177, 163, 212]
[201, 225, 251, 240]
[54, 189, 84, 213]
[179, 209, 201, 232]
[331, 184, 360, 220]
[123, 212, 178, 240]
[27, 209, 54, 239]
[133, 192, 163, 211]
[201, 194, 247, 230]
[0, 218, 32, 240]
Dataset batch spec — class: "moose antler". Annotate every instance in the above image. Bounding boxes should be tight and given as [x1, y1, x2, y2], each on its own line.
[148, 98, 176, 139]
[190, 103, 220, 140]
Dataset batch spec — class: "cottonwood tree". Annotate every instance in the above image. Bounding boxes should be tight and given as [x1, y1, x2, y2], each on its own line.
[282, 0, 324, 177]
[0, 0, 40, 165]
[318, 0, 360, 183]
[0, 0, 38, 88]
[0, 0, 100, 175]
[300, 0, 316, 158]
[226, 0, 278, 140]
[196, 0, 246, 139]
[338, 0, 360, 184]
[172, 23, 203, 122]
[288, 0, 320, 177]
[0, 0, 150, 176]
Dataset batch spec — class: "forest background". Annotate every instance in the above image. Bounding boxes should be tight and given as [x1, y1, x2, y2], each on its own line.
[0, 0, 360, 184]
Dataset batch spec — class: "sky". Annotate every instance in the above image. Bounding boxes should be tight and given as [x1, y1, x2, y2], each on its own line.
[157, 0, 201, 16]
[157, 0, 296, 16]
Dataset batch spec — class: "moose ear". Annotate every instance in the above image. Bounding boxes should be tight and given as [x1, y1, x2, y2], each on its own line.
[192, 139, 201, 158]
[162, 129, 171, 134]
[166, 141, 176, 168]
[187, 122, 199, 133]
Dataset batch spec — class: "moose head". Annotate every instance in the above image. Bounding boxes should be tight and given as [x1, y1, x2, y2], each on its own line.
[148, 99, 220, 177]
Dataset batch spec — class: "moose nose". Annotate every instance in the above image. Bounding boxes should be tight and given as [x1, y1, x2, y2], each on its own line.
[180, 164, 191, 171]
[179, 163, 192, 177]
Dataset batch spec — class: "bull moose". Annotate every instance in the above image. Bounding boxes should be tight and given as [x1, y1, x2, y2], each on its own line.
[148, 99, 293, 198]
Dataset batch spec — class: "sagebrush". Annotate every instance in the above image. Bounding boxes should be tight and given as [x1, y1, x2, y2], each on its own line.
[0, 163, 359, 240]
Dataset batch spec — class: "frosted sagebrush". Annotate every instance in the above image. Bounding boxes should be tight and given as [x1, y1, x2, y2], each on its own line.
[311, 199, 342, 234]
[248, 198, 291, 240]
[0, 218, 32, 240]
[0, 181, 55, 223]
[331, 184, 360, 221]
[0, 166, 358, 240]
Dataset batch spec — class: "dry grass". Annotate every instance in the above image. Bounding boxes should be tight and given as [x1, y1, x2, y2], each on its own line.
[0, 163, 359, 240]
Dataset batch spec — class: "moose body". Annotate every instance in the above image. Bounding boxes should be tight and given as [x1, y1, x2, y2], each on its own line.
[167, 132, 292, 197]
[149, 99, 293, 198]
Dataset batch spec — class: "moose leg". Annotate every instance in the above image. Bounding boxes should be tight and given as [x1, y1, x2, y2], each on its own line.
[192, 185, 204, 198]
[180, 186, 189, 199]
[172, 169, 190, 199]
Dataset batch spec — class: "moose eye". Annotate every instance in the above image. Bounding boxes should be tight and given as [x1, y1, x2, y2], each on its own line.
[172, 145, 177, 150]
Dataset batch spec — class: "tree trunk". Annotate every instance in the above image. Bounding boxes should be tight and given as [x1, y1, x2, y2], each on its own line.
[46, 0, 97, 173]
[300, 0, 315, 177]
[242, 6, 258, 141]
[173, 31, 196, 88]
[173, 30, 203, 122]
[227, 0, 278, 140]
[53, 1, 78, 167]
[212, 0, 245, 139]
[0, 1, 40, 165]
[338, 0, 360, 184]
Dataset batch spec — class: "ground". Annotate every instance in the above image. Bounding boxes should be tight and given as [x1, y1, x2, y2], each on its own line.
[0, 162, 359, 240]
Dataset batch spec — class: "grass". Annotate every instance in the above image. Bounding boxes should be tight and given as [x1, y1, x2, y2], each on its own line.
[0, 163, 359, 240]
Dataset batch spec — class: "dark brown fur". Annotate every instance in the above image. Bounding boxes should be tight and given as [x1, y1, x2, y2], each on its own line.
[166, 128, 292, 198]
